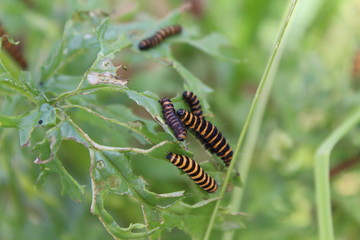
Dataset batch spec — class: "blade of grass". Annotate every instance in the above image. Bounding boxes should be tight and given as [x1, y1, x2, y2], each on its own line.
[222, 1, 302, 239]
[203, 1, 299, 239]
[314, 107, 360, 240]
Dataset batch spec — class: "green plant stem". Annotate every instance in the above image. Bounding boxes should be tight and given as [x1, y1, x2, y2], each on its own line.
[67, 117, 172, 154]
[0, 114, 20, 128]
[222, 2, 298, 240]
[203, 1, 299, 239]
[51, 85, 119, 104]
[0, 50, 21, 79]
[314, 107, 360, 240]
[62, 104, 154, 143]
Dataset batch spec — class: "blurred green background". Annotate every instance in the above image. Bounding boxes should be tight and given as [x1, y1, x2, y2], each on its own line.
[1, 0, 360, 239]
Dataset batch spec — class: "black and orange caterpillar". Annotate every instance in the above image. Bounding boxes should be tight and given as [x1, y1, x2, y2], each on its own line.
[159, 97, 187, 141]
[177, 109, 233, 166]
[0, 24, 27, 69]
[182, 91, 203, 118]
[138, 25, 182, 50]
[166, 152, 218, 193]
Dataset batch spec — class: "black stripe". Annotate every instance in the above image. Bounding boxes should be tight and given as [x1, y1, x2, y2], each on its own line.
[159, 98, 187, 141]
[138, 25, 182, 50]
[177, 110, 233, 166]
[182, 91, 204, 118]
[166, 153, 218, 193]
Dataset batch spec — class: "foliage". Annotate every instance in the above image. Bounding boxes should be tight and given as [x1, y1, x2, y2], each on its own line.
[1, 0, 360, 240]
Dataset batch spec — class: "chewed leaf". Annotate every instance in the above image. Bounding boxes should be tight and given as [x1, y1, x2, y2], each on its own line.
[171, 60, 213, 116]
[33, 119, 90, 164]
[95, 19, 132, 58]
[158, 198, 221, 239]
[124, 89, 189, 142]
[87, 71, 128, 86]
[91, 189, 161, 239]
[163, 201, 243, 240]
[43, 75, 81, 95]
[40, 11, 101, 83]
[125, 89, 161, 118]
[42, 157, 85, 201]
[18, 103, 56, 146]
[93, 150, 185, 207]
[69, 103, 168, 144]
[90, 150, 188, 238]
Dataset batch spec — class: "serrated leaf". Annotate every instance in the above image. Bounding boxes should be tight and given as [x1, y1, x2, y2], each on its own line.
[18, 103, 56, 146]
[33, 123, 62, 162]
[74, 103, 169, 144]
[57, 119, 91, 148]
[78, 19, 132, 89]
[124, 89, 190, 143]
[33, 119, 90, 164]
[91, 190, 161, 239]
[159, 198, 220, 240]
[43, 157, 85, 201]
[42, 74, 81, 95]
[90, 150, 185, 239]
[39, 11, 101, 83]
[125, 90, 161, 118]
[171, 60, 213, 116]
[95, 19, 132, 58]
[95, 150, 185, 206]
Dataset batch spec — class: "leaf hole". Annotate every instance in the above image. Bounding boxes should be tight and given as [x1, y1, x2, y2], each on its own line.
[96, 160, 105, 169]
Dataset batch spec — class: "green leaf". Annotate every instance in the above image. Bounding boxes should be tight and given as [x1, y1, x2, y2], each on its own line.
[159, 198, 221, 240]
[32, 119, 90, 201]
[125, 90, 161, 118]
[0, 66, 38, 103]
[89, 149, 233, 239]
[124, 89, 189, 143]
[38, 157, 85, 201]
[95, 19, 132, 58]
[18, 103, 56, 146]
[0, 114, 20, 128]
[39, 11, 101, 83]
[76, 18, 132, 89]
[42, 75, 81, 95]
[68, 103, 169, 144]
[90, 150, 184, 239]
[171, 60, 213, 116]
[178, 33, 240, 62]
[33, 122, 63, 162]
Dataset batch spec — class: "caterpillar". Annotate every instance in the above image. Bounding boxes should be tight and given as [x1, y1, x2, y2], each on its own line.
[138, 25, 182, 50]
[0, 24, 27, 69]
[159, 97, 187, 141]
[182, 91, 203, 118]
[177, 109, 233, 166]
[166, 152, 218, 193]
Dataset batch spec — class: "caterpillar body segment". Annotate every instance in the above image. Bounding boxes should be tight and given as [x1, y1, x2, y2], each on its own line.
[159, 97, 187, 141]
[177, 109, 233, 166]
[166, 152, 218, 193]
[182, 91, 203, 118]
[138, 25, 182, 50]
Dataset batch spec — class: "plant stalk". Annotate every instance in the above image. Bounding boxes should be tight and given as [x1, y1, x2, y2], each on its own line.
[203, 1, 299, 239]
